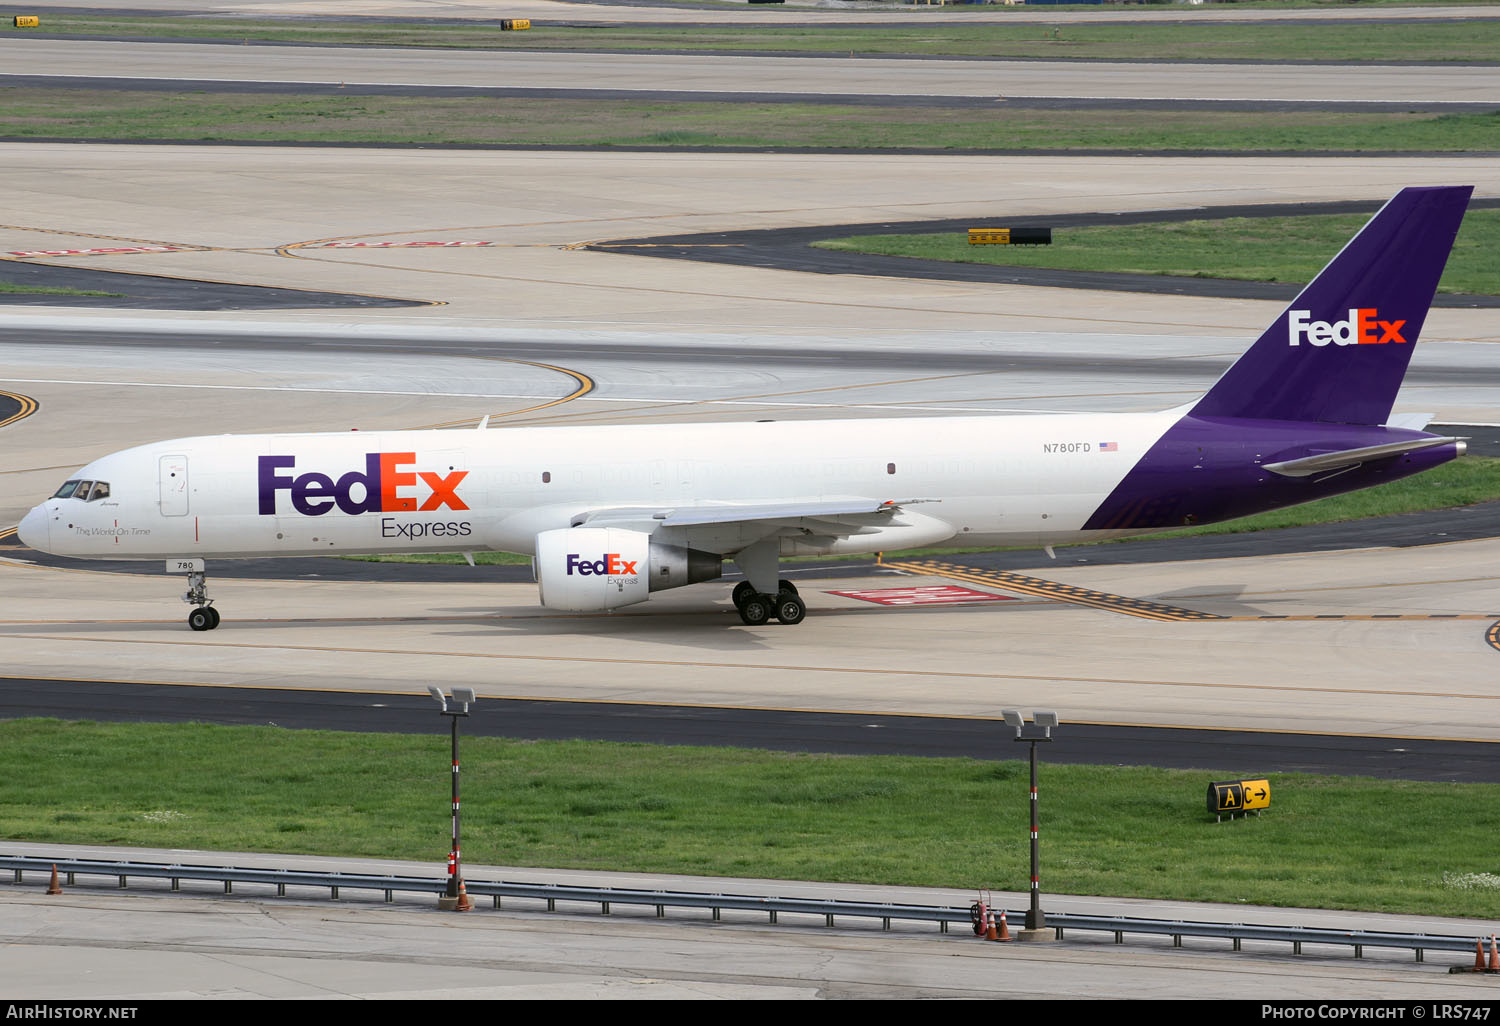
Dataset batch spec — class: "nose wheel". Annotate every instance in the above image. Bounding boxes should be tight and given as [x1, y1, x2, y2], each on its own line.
[182, 570, 221, 631]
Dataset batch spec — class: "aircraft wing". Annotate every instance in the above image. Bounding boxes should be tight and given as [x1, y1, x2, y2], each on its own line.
[577, 498, 931, 530]
[658, 498, 932, 528]
[1263, 436, 1463, 478]
[572, 498, 950, 551]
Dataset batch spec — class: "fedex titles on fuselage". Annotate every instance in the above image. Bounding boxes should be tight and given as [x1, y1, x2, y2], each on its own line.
[258, 451, 472, 539]
[1287, 308, 1407, 347]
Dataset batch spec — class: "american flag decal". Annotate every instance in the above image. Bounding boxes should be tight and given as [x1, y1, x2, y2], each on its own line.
[1099, 442, 1118, 452]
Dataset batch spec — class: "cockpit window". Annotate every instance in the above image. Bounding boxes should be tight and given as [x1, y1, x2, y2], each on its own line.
[51, 480, 109, 501]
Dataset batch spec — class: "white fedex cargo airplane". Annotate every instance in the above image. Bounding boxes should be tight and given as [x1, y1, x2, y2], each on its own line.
[16, 187, 1473, 630]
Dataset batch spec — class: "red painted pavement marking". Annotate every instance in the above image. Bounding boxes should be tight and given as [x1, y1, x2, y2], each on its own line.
[9, 246, 184, 257]
[828, 585, 1016, 606]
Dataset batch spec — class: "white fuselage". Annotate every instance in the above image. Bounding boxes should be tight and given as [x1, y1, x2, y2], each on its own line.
[21, 412, 1182, 562]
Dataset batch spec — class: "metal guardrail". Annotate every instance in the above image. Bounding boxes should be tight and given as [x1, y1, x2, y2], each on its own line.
[1045, 912, 1479, 963]
[2, 855, 1483, 962]
[3, 855, 963, 931]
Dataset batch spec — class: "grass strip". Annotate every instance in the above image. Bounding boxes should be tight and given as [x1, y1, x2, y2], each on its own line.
[4, 15, 1500, 62]
[1, 89, 1497, 153]
[3, 719, 1499, 918]
[816, 210, 1500, 294]
[0, 282, 121, 297]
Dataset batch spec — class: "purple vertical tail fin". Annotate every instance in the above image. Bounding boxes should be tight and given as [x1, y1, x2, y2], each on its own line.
[1190, 186, 1472, 426]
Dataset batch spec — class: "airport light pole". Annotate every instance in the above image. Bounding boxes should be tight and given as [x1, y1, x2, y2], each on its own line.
[1002, 709, 1059, 936]
[428, 686, 477, 911]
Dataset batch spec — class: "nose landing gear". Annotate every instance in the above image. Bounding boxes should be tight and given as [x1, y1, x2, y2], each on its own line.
[182, 569, 221, 631]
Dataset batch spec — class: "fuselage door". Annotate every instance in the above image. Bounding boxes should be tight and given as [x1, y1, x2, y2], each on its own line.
[160, 454, 189, 517]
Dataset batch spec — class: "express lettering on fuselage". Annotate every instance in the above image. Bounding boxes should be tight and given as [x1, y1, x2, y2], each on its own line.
[381, 518, 472, 539]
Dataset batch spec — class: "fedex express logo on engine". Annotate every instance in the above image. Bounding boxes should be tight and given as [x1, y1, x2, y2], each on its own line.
[258, 452, 468, 516]
[1288, 309, 1407, 347]
[566, 553, 639, 576]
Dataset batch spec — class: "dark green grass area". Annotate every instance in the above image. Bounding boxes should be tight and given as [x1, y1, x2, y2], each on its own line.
[4, 14, 1500, 62]
[1, 89, 1496, 153]
[816, 210, 1500, 294]
[0, 282, 120, 297]
[5, 719, 1500, 917]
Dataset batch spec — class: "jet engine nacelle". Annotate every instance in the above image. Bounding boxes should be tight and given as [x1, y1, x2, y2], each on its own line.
[534, 527, 722, 611]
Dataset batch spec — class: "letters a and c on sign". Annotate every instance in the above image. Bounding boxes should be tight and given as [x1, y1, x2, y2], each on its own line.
[1207, 779, 1271, 817]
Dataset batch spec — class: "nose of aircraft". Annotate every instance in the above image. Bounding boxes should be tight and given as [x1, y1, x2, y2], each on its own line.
[16, 504, 48, 551]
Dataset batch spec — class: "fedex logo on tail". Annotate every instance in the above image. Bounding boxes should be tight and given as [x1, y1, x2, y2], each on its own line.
[566, 553, 639, 576]
[258, 453, 468, 516]
[1288, 308, 1407, 347]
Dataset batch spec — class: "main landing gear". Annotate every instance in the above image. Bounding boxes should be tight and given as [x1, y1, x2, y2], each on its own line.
[732, 579, 806, 626]
[183, 570, 221, 631]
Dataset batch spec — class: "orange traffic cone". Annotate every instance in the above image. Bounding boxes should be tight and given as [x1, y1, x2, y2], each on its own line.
[996, 909, 1012, 942]
[985, 907, 998, 941]
[1489, 935, 1498, 972]
[46, 864, 61, 896]
[1475, 939, 1487, 971]
[455, 880, 472, 912]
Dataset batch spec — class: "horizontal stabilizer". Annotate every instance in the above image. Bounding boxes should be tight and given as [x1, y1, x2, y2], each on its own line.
[1263, 436, 1463, 478]
[1385, 412, 1435, 431]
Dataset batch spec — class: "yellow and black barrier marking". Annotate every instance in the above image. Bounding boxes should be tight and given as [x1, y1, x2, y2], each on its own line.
[13, 15, 39, 28]
[969, 228, 1011, 245]
[1488, 621, 1500, 653]
[500, 18, 530, 31]
[968, 226, 1051, 246]
[884, 559, 1226, 622]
